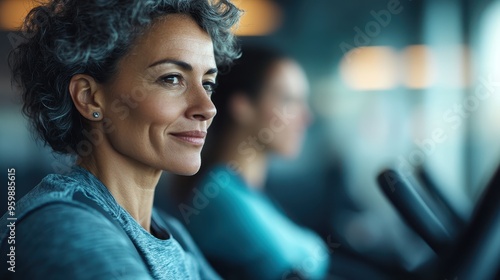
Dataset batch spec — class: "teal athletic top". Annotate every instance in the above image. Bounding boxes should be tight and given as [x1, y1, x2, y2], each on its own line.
[0, 166, 220, 280]
[177, 165, 331, 280]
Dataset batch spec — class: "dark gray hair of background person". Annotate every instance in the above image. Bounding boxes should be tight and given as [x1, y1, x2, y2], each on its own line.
[9, 0, 241, 155]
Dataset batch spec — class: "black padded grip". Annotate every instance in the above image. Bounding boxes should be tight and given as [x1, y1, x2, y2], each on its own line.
[377, 169, 452, 254]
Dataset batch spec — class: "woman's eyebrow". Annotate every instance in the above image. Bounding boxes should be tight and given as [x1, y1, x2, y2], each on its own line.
[148, 59, 193, 70]
[148, 58, 218, 75]
[206, 68, 218, 75]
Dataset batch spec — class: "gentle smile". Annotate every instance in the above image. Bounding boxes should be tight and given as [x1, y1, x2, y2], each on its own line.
[170, 131, 207, 146]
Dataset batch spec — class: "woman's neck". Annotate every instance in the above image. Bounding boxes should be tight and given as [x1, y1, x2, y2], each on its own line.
[79, 146, 161, 232]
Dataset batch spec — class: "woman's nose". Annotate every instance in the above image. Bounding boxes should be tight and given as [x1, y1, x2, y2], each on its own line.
[186, 84, 217, 121]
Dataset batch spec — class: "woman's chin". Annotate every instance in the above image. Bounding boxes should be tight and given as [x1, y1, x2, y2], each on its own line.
[169, 162, 201, 176]
[162, 153, 202, 175]
[180, 168, 201, 176]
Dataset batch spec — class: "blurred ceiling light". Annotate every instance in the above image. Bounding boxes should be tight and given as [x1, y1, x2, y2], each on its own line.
[1, 0, 282, 36]
[401, 45, 435, 89]
[340, 46, 399, 91]
[0, 0, 47, 30]
[232, 0, 282, 36]
[340, 45, 470, 90]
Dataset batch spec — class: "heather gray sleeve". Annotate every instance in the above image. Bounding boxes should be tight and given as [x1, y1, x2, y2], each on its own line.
[1, 203, 152, 280]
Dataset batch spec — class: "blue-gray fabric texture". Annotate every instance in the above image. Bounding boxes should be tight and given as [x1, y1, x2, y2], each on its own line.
[0, 166, 220, 280]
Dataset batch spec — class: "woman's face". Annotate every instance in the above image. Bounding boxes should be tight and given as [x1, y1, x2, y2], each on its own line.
[254, 59, 311, 158]
[100, 14, 217, 175]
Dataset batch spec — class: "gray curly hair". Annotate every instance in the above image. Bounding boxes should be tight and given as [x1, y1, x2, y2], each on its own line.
[10, 0, 241, 154]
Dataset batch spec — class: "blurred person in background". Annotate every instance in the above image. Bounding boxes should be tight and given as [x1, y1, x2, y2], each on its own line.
[170, 47, 331, 279]
[0, 0, 241, 279]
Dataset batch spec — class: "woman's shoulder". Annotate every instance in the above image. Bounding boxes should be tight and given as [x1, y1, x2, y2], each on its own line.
[2, 172, 82, 218]
[0, 190, 113, 244]
[0, 169, 116, 243]
[0, 201, 151, 279]
[13, 200, 123, 238]
[0, 169, 151, 279]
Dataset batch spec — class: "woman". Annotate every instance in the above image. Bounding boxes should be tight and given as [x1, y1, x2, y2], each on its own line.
[170, 47, 331, 279]
[0, 0, 240, 279]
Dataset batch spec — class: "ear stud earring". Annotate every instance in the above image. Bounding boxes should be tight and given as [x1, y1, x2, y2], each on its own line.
[92, 112, 100, 119]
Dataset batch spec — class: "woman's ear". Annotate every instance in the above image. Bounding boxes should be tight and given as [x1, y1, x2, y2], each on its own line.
[229, 92, 256, 126]
[69, 74, 104, 121]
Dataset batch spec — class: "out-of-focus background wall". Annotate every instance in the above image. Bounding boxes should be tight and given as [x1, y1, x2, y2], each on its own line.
[1, 0, 500, 273]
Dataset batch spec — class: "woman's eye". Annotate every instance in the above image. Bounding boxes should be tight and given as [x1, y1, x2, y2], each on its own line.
[158, 74, 182, 86]
[203, 82, 217, 95]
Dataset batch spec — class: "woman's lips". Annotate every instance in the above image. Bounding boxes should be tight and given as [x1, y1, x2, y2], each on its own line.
[169, 131, 207, 146]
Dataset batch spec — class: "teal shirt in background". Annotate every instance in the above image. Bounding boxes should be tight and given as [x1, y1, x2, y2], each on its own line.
[178, 165, 331, 280]
[0, 167, 220, 280]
